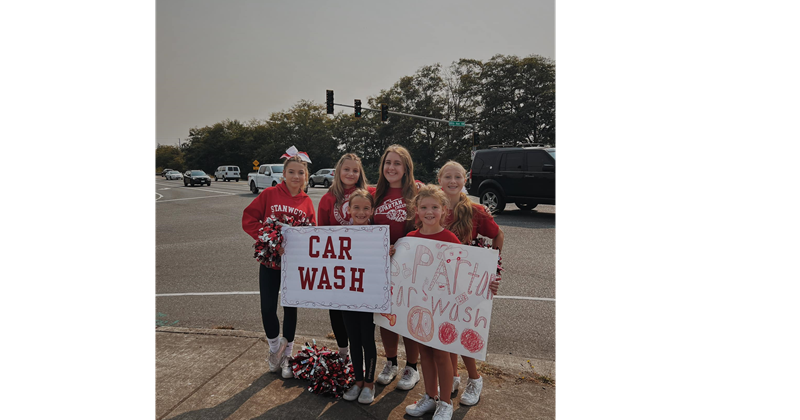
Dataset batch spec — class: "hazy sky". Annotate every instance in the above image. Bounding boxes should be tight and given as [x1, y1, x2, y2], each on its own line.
[157, 0, 554, 147]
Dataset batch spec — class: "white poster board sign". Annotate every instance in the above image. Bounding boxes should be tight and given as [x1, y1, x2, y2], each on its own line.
[373, 237, 499, 360]
[280, 225, 391, 312]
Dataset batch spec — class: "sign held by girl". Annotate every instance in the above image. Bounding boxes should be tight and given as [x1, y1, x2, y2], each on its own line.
[374, 236, 499, 360]
[280, 225, 392, 313]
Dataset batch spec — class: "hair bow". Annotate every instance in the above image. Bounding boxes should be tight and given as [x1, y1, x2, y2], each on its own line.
[281, 145, 312, 163]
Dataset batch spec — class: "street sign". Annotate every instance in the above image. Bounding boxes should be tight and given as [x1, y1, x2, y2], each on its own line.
[253, 160, 260, 166]
[253, 166, 259, 170]
[448, 121, 466, 127]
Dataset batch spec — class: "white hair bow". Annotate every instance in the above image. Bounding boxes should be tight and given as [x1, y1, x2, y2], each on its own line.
[280, 145, 312, 163]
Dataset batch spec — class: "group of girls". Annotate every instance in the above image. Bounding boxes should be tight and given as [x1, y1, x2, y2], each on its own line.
[242, 145, 504, 420]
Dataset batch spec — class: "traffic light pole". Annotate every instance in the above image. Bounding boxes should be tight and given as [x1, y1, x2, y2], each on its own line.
[333, 103, 473, 128]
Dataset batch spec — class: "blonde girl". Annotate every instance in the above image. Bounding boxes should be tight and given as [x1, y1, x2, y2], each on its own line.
[438, 160, 503, 405]
[403, 184, 461, 420]
[317, 153, 374, 360]
[340, 189, 379, 404]
[242, 152, 315, 379]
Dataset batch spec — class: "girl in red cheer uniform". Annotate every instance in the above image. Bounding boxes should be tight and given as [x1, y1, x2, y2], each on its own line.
[317, 153, 376, 361]
[340, 189, 379, 404]
[403, 184, 461, 420]
[242, 152, 315, 379]
[372, 145, 423, 391]
[438, 160, 503, 406]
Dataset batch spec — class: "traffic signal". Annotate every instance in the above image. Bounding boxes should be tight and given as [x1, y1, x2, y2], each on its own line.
[354, 99, 362, 118]
[326, 90, 334, 114]
[381, 104, 388, 122]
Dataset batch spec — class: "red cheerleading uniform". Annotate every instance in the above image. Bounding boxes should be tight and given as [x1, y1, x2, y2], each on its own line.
[318, 186, 377, 226]
[406, 228, 462, 244]
[372, 187, 412, 244]
[242, 181, 317, 242]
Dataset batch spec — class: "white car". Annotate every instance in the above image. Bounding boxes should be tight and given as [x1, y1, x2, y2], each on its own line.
[165, 170, 183, 180]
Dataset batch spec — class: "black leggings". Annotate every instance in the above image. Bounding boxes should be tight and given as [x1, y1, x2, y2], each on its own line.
[259, 264, 296, 341]
[329, 310, 349, 348]
[342, 311, 377, 383]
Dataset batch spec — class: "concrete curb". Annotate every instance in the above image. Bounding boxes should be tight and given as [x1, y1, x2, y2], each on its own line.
[156, 326, 555, 380]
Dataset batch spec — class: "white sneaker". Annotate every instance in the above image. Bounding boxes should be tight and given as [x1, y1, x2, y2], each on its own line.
[267, 337, 288, 373]
[397, 366, 420, 390]
[281, 353, 293, 379]
[343, 384, 361, 401]
[460, 376, 483, 406]
[433, 399, 454, 420]
[358, 386, 374, 404]
[451, 376, 461, 395]
[405, 394, 437, 417]
[376, 360, 398, 385]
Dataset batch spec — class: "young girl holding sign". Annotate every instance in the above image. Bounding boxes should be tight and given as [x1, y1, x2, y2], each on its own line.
[372, 145, 423, 391]
[403, 184, 461, 420]
[340, 188, 379, 404]
[438, 160, 504, 405]
[317, 153, 375, 361]
[242, 149, 316, 379]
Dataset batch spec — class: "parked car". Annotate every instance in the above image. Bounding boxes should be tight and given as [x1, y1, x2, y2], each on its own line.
[161, 168, 173, 177]
[309, 168, 335, 188]
[165, 170, 183, 180]
[214, 165, 240, 182]
[467, 145, 555, 214]
[183, 170, 212, 187]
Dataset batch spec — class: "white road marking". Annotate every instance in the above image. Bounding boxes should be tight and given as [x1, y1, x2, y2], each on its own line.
[156, 195, 233, 203]
[156, 193, 163, 201]
[154, 291, 553, 301]
[155, 181, 240, 203]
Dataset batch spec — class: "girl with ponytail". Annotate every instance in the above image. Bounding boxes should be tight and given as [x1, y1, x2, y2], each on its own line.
[437, 160, 503, 407]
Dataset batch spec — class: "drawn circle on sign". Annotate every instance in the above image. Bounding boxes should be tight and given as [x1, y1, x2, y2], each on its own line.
[460, 328, 485, 353]
[407, 306, 435, 342]
[439, 322, 458, 345]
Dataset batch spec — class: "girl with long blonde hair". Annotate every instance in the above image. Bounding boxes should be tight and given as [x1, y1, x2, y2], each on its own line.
[317, 153, 374, 360]
[437, 160, 503, 406]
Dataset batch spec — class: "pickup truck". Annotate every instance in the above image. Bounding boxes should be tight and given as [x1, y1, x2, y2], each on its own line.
[248, 164, 284, 194]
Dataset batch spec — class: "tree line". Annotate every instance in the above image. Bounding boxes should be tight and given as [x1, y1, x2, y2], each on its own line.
[156, 54, 555, 183]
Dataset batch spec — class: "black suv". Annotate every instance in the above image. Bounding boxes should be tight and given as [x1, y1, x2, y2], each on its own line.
[467, 146, 555, 214]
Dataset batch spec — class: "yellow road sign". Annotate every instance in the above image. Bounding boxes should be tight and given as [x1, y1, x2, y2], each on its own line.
[253, 160, 260, 166]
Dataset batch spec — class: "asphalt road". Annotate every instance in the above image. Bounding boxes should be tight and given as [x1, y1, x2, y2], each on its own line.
[156, 176, 555, 362]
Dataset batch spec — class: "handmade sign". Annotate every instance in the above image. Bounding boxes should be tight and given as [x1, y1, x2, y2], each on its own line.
[373, 237, 499, 360]
[280, 225, 391, 312]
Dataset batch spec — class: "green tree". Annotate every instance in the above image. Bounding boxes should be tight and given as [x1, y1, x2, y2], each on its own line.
[155, 145, 185, 172]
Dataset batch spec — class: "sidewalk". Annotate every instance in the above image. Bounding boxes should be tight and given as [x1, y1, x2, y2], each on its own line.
[156, 327, 555, 420]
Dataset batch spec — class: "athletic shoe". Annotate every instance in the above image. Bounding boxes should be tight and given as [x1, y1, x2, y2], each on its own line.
[397, 366, 420, 390]
[460, 376, 483, 406]
[405, 394, 437, 417]
[376, 360, 398, 385]
[358, 386, 374, 404]
[343, 385, 361, 401]
[451, 376, 461, 395]
[267, 337, 288, 373]
[281, 352, 293, 379]
[433, 399, 454, 420]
